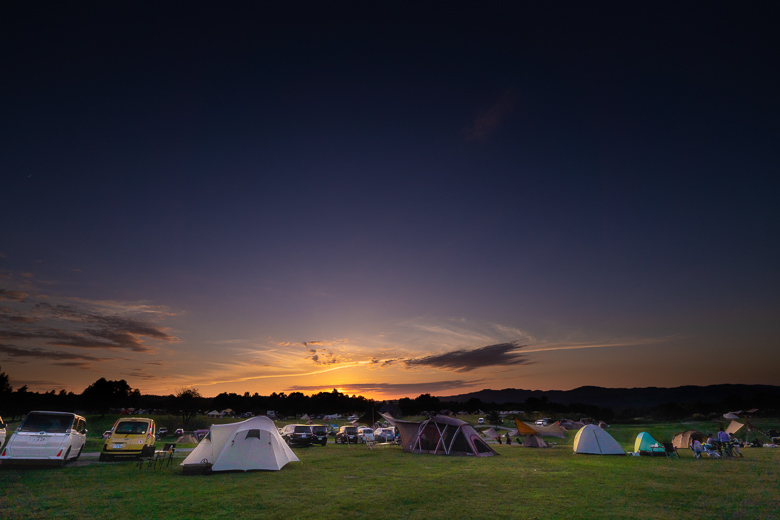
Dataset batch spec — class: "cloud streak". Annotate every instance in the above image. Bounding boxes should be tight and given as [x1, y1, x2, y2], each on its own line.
[0, 293, 177, 354]
[287, 379, 484, 395]
[404, 342, 531, 372]
[0, 342, 103, 362]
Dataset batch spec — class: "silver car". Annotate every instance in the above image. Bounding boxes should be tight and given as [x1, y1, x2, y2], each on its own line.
[0, 411, 87, 465]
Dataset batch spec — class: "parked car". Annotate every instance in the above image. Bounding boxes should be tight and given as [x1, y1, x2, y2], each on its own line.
[174, 428, 184, 437]
[0, 416, 6, 448]
[280, 424, 313, 447]
[477, 418, 484, 424]
[310, 424, 328, 446]
[357, 427, 375, 443]
[373, 427, 397, 443]
[157, 427, 168, 439]
[335, 425, 359, 444]
[194, 429, 209, 441]
[535, 418, 552, 426]
[100, 417, 156, 461]
[0, 411, 87, 465]
[102, 430, 112, 439]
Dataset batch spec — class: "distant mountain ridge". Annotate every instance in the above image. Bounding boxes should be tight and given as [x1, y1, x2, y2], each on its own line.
[437, 384, 780, 410]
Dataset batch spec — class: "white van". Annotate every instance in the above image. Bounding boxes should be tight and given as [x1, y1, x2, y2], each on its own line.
[0, 411, 87, 465]
[0, 416, 6, 448]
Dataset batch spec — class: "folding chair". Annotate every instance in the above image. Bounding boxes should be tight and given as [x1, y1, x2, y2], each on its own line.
[703, 446, 720, 459]
[153, 443, 176, 468]
[663, 442, 678, 459]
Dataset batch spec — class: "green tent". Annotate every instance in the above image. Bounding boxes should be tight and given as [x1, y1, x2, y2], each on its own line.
[634, 432, 665, 456]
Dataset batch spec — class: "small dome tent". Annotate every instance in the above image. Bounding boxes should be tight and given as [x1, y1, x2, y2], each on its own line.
[573, 424, 625, 455]
[181, 416, 298, 472]
[634, 432, 665, 456]
[396, 415, 496, 457]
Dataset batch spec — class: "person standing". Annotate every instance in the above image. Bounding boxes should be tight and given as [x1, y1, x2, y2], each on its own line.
[717, 427, 733, 457]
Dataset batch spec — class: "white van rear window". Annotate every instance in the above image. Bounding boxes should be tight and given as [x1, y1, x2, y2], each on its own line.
[20, 413, 74, 433]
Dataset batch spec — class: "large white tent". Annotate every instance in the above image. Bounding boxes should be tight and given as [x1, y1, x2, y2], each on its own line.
[181, 416, 298, 472]
[573, 424, 625, 455]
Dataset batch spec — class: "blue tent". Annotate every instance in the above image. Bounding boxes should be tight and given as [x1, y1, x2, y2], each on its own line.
[634, 432, 665, 456]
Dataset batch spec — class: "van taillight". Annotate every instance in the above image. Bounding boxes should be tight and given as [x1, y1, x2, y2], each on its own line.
[56, 450, 63, 457]
[1, 449, 6, 456]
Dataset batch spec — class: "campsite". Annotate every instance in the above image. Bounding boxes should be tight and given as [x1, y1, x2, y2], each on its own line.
[1, 415, 778, 519]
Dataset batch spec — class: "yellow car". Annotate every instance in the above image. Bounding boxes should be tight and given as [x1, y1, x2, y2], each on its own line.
[100, 418, 156, 461]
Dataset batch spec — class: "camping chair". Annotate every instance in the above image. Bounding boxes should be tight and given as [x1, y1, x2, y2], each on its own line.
[137, 451, 155, 470]
[663, 443, 678, 459]
[701, 445, 720, 459]
[691, 442, 709, 460]
[153, 443, 176, 468]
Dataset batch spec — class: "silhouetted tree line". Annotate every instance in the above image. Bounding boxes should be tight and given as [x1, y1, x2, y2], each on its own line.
[0, 370, 380, 420]
[1, 367, 776, 423]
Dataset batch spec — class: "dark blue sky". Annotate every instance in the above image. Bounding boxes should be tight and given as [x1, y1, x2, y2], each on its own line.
[1, 2, 778, 397]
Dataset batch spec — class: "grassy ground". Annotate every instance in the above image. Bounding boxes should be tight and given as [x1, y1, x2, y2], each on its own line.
[1, 416, 778, 519]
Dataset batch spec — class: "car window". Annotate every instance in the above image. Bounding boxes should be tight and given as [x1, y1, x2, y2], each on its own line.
[115, 422, 149, 435]
[20, 413, 74, 433]
[293, 426, 309, 433]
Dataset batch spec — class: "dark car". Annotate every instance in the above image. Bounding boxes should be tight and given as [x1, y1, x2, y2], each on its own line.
[280, 424, 313, 447]
[335, 425, 359, 444]
[310, 424, 328, 445]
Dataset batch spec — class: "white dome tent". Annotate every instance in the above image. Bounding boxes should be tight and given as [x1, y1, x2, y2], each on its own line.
[181, 416, 299, 472]
[573, 424, 625, 455]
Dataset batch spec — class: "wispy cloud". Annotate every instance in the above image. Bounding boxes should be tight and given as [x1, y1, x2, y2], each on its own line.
[307, 348, 342, 365]
[0, 281, 179, 358]
[0, 342, 103, 362]
[520, 336, 678, 354]
[0, 289, 29, 302]
[287, 379, 484, 395]
[404, 342, 531, 372]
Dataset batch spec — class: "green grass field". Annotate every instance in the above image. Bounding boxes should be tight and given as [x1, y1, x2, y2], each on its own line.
[1, 416, 778, 519]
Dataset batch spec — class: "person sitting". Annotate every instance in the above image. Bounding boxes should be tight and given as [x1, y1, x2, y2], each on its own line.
[692, 439, 706, 459]
[706, 433, 720, 453]
[695, 438, 720, 458]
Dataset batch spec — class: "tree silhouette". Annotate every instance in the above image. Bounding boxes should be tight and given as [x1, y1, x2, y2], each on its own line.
[486, 409, 502, 427]
[81, 378, 136, 415]
[172, 387, 203, 427]
[0, 365, 12, 415]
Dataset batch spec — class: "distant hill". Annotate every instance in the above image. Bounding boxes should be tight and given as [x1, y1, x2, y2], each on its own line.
[437, 384, 780, 410]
